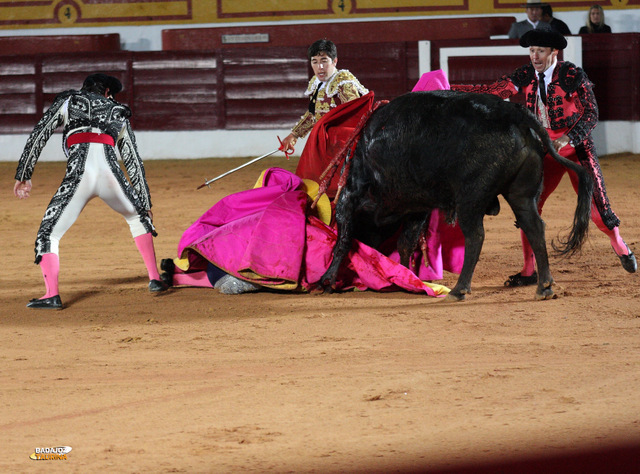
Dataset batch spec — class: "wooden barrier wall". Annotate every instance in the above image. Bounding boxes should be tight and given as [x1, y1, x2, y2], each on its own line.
[0, 42, 417, 133]
[161, 17, 516, 50]
[581, 33, 640, 121]
[0, 33, 638, 134]
[0, 34, 121, 56]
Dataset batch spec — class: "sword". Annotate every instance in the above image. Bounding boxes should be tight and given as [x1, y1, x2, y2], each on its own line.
[197, 148, 281, 190]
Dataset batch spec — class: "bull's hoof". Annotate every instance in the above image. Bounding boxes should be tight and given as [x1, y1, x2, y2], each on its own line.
[534, 281, 555, 300]
[317, 278, 337, 294]
[444, 291, 467, 302]
[535, 290, 555, 301]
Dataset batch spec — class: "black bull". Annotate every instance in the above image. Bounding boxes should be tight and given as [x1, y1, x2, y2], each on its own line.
[319, 90, 594, 301]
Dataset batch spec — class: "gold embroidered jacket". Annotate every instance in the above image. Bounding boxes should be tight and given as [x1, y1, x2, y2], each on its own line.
[290, 69, 368, 139]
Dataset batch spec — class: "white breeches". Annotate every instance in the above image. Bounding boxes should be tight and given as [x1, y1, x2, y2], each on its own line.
[47, 144, 148, 255]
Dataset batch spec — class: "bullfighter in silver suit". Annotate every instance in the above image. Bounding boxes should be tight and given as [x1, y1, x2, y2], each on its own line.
[14, 73, 167, 310]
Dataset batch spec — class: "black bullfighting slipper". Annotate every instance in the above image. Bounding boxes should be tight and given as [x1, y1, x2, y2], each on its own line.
[504, 271, 538, 287]
[616, 246, 637, 273]
[160, 258, 175, 273]
[26, 295, 63, 310]
[149, 279, 169, 292]
[159, 258, 175, 287]
[160, 272, 173, 287]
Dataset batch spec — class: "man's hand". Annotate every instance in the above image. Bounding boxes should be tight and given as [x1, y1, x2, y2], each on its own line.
[279, 133, 298, 155]
[14, 180, 32, 199]
[552, 134, 571, 152]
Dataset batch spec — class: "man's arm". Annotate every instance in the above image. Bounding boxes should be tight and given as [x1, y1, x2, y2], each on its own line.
[118, 120, 152, 211]
[566, 80, 599, 146]
[451, 79, 519, 100]
[289, 112, 316, 141]
[15, 92, 70, 183]
[451, 64, 533, 100]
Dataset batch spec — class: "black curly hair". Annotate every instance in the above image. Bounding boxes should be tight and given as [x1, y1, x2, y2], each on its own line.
[81, 73, 123, 97]
[307, 39, 337, 61]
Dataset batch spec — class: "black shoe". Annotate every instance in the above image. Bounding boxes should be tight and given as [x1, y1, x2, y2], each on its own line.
[504, 271, 538, 287]
[160, 258, 175, 273]
[26, 295, 63, 310]
[160, 272, 173, 287]
[160, 259, 175, 287]
[618, 250, 637, 273]
[149, 279, 169, 292]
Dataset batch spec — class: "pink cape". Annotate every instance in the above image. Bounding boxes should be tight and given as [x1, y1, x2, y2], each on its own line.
[177, 69, 463, 291]
[177, 168, 445, 296]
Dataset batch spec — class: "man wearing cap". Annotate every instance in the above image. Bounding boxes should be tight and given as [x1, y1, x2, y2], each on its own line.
[508, 0, 552, 39]
[14, 73, 168, 309]
[452, 29, 637, 284]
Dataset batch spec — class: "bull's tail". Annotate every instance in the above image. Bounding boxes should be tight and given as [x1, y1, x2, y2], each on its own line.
[525, 114, 593, 257]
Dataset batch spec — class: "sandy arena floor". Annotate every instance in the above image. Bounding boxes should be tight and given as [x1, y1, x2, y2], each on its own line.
[1, 154, 639, 473]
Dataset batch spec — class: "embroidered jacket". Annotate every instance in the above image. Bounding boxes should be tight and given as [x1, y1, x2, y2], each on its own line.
[15, 89, 152, 211]
[290, 69, 368, 139]
[451, 61, 598, 148]
[452, 61, 620, 230]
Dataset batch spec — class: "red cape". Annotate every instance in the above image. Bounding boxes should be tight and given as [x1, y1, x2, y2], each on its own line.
[295, 91, 376, 198]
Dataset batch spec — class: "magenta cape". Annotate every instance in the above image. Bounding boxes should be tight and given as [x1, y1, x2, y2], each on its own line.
[177, 168, 446, 296]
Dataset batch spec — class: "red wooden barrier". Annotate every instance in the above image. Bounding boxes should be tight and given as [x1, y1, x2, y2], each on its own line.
[0, 34, 121, 56]
[0, 34, 637, 134]
[0, 42, 417, 133]
[581, 33, 640, 121]
[162, 17, 516, 51]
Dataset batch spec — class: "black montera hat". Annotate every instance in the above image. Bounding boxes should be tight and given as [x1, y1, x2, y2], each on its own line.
[83, 73, 123, 95]
[519, 29, 567, 50]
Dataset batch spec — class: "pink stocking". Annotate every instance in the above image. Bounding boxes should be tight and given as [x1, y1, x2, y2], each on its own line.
[608, 227, 629, 256]
[519, 230, 537, 276]
[39, 253, 60, 299]
[134, 233, 161, 281]
[173, 271, 214, 288]
[589, 205, 628, 256]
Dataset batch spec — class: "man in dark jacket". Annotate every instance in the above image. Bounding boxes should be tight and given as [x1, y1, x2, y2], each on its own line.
[508, 0, 552, 39]
[542, 5, 572, 35]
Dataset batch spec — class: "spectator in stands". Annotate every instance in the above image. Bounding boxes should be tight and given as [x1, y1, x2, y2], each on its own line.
[14, 73, 167, 309]
[508, 0, 552, 39]
[451, 30, 636, 284]
[579, 5, 612, 34]
[541, 5, 571, 35]
[279, 38, 369, 198]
